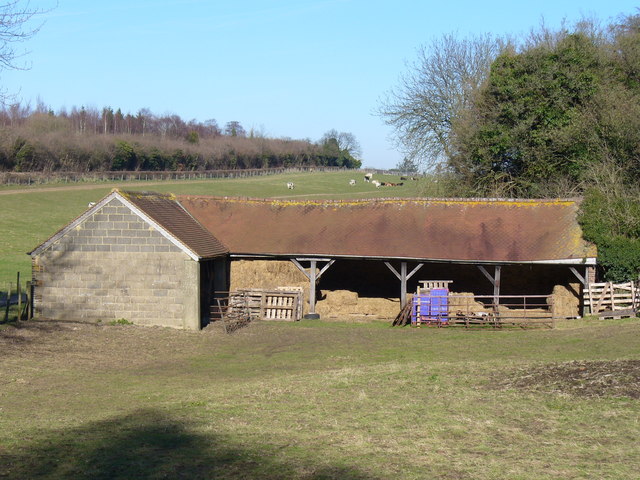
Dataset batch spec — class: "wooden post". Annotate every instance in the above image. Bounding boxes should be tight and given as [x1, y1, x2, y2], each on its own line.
[308, 260, 317, 315]
[610, 282, 615, 311]
[478, 265, 501, 316]
[26, 281, 32, 320]
[384, 262, 423, 307]
[3, 283, 10, 323]
[17, 272, 21, 321]
[291, 258, 334, 319]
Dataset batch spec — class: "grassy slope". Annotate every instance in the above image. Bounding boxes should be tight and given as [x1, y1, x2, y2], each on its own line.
[0, 319, 638, 479]
[0, 171, 420, 285]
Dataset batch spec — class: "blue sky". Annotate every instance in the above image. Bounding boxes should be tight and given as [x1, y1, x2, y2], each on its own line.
[2, 0, 638, 169]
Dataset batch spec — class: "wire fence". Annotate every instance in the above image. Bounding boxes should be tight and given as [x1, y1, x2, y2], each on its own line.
[0, 166, 354, 186]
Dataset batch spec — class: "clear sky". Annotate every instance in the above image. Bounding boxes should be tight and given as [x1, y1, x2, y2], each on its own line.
[2, 0, 638, 169]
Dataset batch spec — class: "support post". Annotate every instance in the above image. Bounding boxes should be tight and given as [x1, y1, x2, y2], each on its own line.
[570, 265, 594, 316]
[309, 260, 317, 317]
[291, 258, 334, 319]
[478, 265, 501, 312]
[385, 261, 423, 307]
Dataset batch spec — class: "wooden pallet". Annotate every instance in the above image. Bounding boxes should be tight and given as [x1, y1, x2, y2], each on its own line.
[598, 308, 637, 320]
[230, 288, 303, 321]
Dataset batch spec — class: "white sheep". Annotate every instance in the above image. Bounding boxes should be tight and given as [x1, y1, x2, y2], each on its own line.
[372, 180, 381, 188]
[349, 179, 356, 186]
[286, 182, 295, 189]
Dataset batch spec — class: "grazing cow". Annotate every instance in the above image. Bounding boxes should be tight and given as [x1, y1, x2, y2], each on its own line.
[286, 182, 295, 189]
[364, 173, 373, 182]
[400, 176, 408, 180]
[349, 179, 356, 186]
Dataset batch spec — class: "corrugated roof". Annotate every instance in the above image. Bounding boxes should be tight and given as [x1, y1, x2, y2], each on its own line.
[177, 196, 596, 263]
[120, 190, 228, 259]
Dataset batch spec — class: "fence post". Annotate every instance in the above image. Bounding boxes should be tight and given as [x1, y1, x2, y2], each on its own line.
[17, 272, 21, 321]
[3, 282, 10, 323]
[26, 282, 33, 320]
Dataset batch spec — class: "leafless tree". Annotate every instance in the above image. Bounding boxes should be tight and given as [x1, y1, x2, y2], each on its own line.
[377, 33, 506, 168]
[0, 1, 53, 101]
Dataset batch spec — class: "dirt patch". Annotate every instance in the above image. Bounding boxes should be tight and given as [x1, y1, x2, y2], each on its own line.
[494, 360, 640, 399]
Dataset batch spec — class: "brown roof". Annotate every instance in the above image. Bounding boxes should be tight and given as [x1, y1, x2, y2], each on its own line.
[120, 190, 228, 259]
[177, 196, 596, 263]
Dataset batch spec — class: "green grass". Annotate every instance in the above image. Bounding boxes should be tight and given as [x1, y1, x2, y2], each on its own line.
[0, 171, 421, 285]
[0, 319, 638, 479]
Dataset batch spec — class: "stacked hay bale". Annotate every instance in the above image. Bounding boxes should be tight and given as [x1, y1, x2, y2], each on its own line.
[549, 283, 580, 318]
[316, 290, 400, 321]
[448, 292, 490, 316]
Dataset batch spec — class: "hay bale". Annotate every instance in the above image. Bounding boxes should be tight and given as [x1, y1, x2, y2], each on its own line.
[448, 292, 489, 315]
[550, 283, 580, 318]
[322, 289, 359, 306]
[316, 290, 400, 320]
[230, 260, 307, 290]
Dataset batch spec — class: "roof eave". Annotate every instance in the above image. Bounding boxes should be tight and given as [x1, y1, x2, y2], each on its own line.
[229, 252, 597, 265]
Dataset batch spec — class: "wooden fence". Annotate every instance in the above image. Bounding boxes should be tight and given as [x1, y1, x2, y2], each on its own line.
[1, 273, 33, 323]
[583, 281, 639, 317]
[395, 293, 556, 328]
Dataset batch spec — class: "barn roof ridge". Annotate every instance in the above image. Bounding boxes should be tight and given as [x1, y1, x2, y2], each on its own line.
[175, 194, 582, 208]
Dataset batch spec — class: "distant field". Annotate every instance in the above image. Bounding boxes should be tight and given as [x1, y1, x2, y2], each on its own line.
[0, 171, 424, 285]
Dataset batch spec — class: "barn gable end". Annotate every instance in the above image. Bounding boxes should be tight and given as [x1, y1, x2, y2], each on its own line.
[31, 192, 212, 329]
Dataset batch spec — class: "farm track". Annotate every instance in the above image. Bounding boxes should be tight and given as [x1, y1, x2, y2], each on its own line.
[0, 181, 209, 195]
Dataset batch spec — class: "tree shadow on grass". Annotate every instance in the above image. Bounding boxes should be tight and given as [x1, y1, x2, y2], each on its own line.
[0, 409, 379, 480]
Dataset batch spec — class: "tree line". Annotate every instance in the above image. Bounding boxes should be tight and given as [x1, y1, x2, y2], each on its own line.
[380, 12, 640, 281]
[0, 103, 362, 172]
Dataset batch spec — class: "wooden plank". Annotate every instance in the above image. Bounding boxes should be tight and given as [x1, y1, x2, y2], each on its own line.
[598, 308, 637, 319]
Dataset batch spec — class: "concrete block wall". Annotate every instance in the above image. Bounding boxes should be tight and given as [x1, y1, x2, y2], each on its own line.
[33, 197, 201, 329]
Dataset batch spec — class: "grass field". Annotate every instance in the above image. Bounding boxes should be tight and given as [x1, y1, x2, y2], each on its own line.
[0, 318, 639, 479]
[0, 171, 423, 285]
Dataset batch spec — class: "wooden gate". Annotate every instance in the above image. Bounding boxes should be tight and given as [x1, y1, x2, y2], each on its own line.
[583, 281, 639, 317]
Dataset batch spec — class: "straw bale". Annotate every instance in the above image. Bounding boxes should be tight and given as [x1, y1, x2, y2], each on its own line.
[549, 283, 580, 318]
[230, 260, 308, 291]
[323, 290, 358, 306]
[448, 292, 489, 315]
[316, 290, 400, 319]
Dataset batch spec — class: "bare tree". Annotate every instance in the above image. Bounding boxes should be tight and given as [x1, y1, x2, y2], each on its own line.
[0, 1, 52, 101]
[377, 33, 505, 168]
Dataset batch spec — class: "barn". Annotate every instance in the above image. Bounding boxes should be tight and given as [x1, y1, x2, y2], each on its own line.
[30, 190, 597, 329]
[29, 190, 228, 329]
